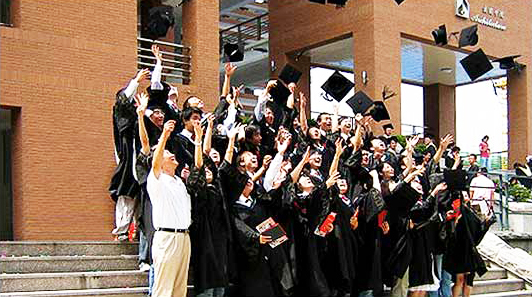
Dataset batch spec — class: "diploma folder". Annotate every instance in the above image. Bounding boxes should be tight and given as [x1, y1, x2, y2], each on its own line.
[256, 217, 288, 248]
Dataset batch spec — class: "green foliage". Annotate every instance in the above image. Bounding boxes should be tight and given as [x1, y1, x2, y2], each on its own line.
[395, 135, 407, 148]
[240, 114, 253, 125]
[508, 183, 532, 202]
[415, 143, 427, 154]
[307, 118, 317, 127]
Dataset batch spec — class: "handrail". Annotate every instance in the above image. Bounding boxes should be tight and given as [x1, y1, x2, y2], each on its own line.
[220, 13, 268, 34]
[137, 37, 191, 84]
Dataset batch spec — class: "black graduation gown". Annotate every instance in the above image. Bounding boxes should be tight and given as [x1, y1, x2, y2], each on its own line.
[282, 183, 332, 297]
[443, 205, 487, 280]
[323, 187, 359, 297]
[353, 188, 386, 296]
[231, 193, 294, 297]
[187, 165, 231, 293]
[135, 152, 155, 265]
[109, 90, 140, 202]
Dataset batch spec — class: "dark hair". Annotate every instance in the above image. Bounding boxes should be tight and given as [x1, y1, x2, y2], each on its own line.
[245, 125, 261, 140]
[482, 135, 489, 141]
[479, 167, 488, 174]
[424, 133, 435, 140]
[469, 153, 477, 159]
[317, 112, 329, 123]
[451, 146, 461, 153]
[182, 107, 202, 122]
[183, 95, 199, 110]
[389, 136, 398, 143]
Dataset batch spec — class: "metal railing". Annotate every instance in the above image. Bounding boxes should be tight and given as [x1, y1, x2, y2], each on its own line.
[137, 37, 192, 84]
[219, 13, 269, 52]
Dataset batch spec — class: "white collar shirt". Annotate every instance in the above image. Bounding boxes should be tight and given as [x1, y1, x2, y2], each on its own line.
[147, 170, 191, 229]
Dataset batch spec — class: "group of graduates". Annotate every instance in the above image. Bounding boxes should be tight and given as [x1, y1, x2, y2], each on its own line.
[109, 45, 495, 297]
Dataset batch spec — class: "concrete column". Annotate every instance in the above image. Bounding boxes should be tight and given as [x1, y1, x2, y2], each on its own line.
[423, 84, 456, 142]
[507, 68, 532, 164]
[181, 0, 220, 111]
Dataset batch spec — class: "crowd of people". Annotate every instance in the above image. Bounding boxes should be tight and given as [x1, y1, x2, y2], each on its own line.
[108, 45, 496, 297]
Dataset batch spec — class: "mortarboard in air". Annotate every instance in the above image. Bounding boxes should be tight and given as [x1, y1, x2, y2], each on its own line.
[460, 48, 493, 81]
[346, 91, 374, 115]
[147, 6, 175, 39]
[493, 55, 522, 70]
[459, 25, 479, 47]
[147, 81, 171, 109]
[432, 24, 447, 46]
[443, 169, 467, 191]
[394, 0, 405, 4]
[370, 101, 391, 122]
[279, 64, 302, 85]
[328, 0, 348, 5]
[223, 43, 244, 63]
[321, 70, 354, 102]
[269, 81, 291, 105]
[383, 123, 394, 130]
[308, 0, 326, 3]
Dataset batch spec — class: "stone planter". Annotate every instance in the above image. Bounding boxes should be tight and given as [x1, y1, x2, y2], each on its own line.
[508, 202, 532, 233]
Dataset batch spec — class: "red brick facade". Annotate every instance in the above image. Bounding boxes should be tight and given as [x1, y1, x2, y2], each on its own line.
[0, 0, 219, 240]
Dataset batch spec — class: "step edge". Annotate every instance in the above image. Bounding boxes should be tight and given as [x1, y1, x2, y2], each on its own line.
[0, 270, 148, 279]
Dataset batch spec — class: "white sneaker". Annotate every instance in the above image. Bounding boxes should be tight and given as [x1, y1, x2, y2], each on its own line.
[139, 263, 151, 272]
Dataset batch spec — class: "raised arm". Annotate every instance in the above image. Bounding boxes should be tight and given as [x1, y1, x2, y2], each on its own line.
[124, 68, 149, 99]
[193, 121, 204, 169]
[264, 136, 290, 191]
[135, 93, 151, 155]
[299, 92, 308, 135]
[331, 103, 340, 133]
[222, 63, 237, 97]
[203, 114, 215, 155]
[329, 138, 345, 177]
[402, 135, 419, 177]
[287, 83, 297, 110]
[252, 155, 272, 182]
[152, 120, 175, 179]
[433, 134, 453, 164]
[291, 147, 311, 183]
[350, 114, 364, 152]
[150, 44, 163, 91]
[225, 123, 244, 164]
[254, 80, 276, 121]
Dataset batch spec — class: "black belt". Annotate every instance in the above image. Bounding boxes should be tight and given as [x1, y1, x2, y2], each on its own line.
[157, 228, 189, 233]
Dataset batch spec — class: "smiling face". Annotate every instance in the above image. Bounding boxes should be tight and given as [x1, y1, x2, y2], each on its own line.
[184, 112, 201, 132]
[337, 178, 348, 194]
[209, 149, 220, 167]
[309, 127, 321, 140]
[381, 162, 395, 180]
[319, 114, 332, 131]
[240, 152, 258, 172]
[162, 150, 178, 173]
[309, 152, 322, 169]
[151, 109, 165, 128]
[371, 138, 386, 154]
[264, 107, 275, 125]
[298, 175, 315, 191]
[340, 118, 352, 134]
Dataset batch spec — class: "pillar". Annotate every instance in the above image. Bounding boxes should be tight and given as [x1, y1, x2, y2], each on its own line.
[507, 68, 532, 164]
[423, 84, 456, 142]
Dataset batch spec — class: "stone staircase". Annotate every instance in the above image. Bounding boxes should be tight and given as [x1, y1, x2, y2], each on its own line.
[472, 261, 532, 297]
[0, 242, 148, 296]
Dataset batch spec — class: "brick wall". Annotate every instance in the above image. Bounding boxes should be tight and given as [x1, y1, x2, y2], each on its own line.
[0, 0, 220, 240]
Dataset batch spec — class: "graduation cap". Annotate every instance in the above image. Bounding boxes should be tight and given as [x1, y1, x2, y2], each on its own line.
[147, 6, 175, 39]
[147, 81, 171, 109]
[459, 25, 478, 47]
[432, 25, 447, 46]
[383, 123, 394, 131]
[328, 0, 348, 5]
[308, 0, 326, 3]
[346, 91, 374, 115]
[269, 81, 291, 105]
[394, 0, 405, 4]
[223, 43, 244, 62]
[443, 169, 467, 191]
[321, 71, 354, 102]
[460, 49, 494, 81]
[493, 55, 522, 70]
[369, 101, 391, 122]
[278, 64, 302, 85]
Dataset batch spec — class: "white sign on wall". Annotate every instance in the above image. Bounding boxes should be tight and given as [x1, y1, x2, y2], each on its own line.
[456, 0, 471, 19]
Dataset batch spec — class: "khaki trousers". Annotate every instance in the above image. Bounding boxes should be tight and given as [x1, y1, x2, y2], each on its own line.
[152, 231, 191, 297]
[391, 267, 409, 297]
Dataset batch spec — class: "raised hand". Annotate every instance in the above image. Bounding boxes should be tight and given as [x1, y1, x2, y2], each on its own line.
[266, 80, 277, 91]
[135, 68, 150, 82]
[228, 123, 243, 140]
[207, 114, 215, 129]
[262, 155, 273, 170]
[302, 147, 311, 164]
[225, 63, 237, 77]
[163, 120, 176, 137]
[135, 93, 149, 116]
[193, 121, 203, 141]
[151, 44, 162, 61]
[299, 92, 307, 109]
[326, 171, 341, 189]
[407, 135, 420, 151]
[440, 134, 454, 149]
[277, 136, 291, 155]
[335, 138, 345, 155]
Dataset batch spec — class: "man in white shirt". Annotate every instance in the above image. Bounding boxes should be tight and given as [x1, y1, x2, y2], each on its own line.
[469, 167, 495, 220]
[147, 119, 192, 297]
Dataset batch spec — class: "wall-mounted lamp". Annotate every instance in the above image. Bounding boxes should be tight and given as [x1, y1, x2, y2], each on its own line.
[270, 60, 277, 72]
[361, 71, 368, 85]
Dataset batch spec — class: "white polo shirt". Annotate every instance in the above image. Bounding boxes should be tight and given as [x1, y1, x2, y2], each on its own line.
[147, 170, 191, 230]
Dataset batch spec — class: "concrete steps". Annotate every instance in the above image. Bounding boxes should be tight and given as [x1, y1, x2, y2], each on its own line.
[0, 241, 147, 297]
[471, 261, 531, 297]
